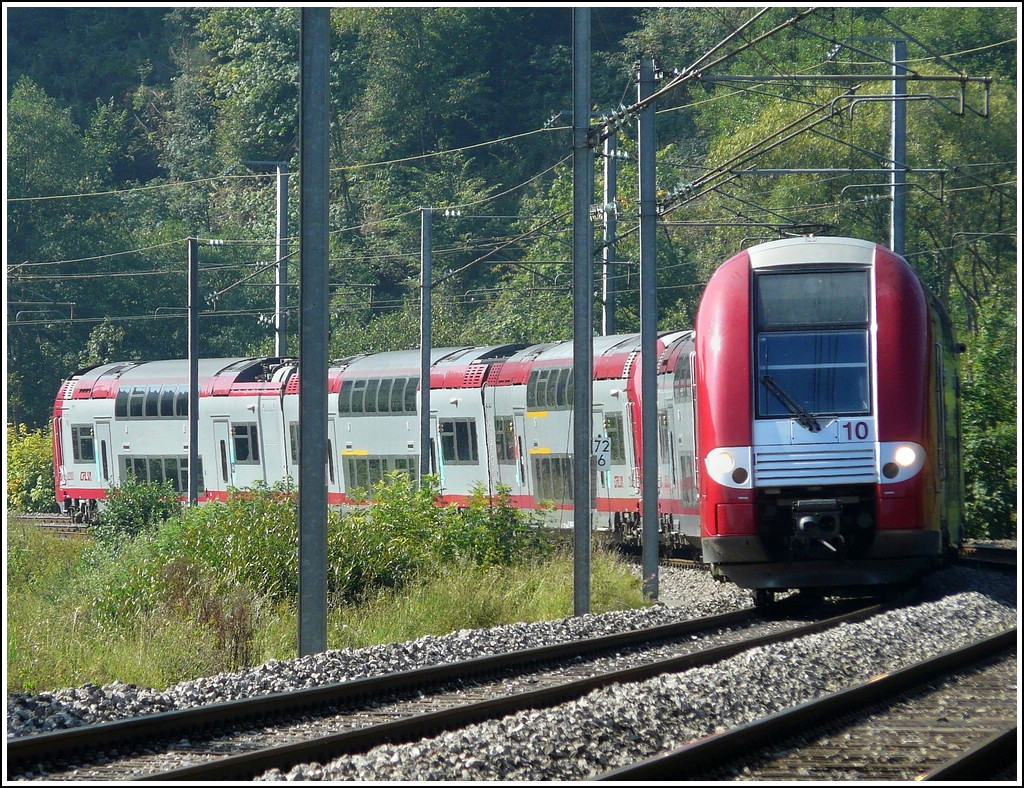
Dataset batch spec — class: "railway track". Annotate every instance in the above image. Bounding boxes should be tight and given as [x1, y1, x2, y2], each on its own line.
[599, 628, 1016, 781]
[9, 513, 89, 539]
[8, 598, 882, 781]
[955, 542, 1017, 573]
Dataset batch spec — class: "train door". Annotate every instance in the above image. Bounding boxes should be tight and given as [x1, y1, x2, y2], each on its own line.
[623, 402, 639, 494]
[513, 409, 530, 497]
[94, 419, 113, 487]
[689, 352, 700, 494]
[213, 418, 233, 491]
[327, 420, 340, 498]
[430, 412, 442, 490]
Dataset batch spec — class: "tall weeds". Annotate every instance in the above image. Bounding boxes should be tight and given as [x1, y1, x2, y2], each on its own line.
[7, 477, 646, 693]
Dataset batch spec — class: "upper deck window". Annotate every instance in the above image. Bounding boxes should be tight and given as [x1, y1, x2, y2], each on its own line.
[339, 377, 419, 415]
[756, 270, 868, 329]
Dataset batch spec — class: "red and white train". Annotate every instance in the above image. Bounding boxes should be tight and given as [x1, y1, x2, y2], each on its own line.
[53, 237, 963, 595]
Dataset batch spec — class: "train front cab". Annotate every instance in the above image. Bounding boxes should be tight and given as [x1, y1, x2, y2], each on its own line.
[696, 237, 957, 593]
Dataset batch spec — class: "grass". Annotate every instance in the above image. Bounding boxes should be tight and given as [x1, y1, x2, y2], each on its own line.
[6, 514, 650, 693]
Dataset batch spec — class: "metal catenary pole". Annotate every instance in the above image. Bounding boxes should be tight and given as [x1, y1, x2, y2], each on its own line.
[298, 7, 329, 657]
[187, 237, 199, 507]
[275, 163, 290, 356]
[638, 59, 659, 600]
[243, 160, 291, 356]
[891, 39, 907, 255]
[602, 134, 617, 337]
[571, 7, 593, 616]
[419, 207, 433, 481]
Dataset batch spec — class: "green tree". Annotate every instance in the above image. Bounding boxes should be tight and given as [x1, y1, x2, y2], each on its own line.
[6, 424, 58, 513]
[961, 292, 1017, 539]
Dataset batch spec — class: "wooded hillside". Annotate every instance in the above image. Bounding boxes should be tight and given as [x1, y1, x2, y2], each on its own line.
[6, 7, 1017, 536]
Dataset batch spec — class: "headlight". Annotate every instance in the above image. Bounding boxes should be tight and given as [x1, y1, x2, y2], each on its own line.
[707, 449, 735, 476]
[879, 442, 925, 482]
[894, 445, 917, 467]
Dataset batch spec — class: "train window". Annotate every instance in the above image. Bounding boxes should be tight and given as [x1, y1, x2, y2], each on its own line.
[117, 455, 202, 493]
[289, 422, 299, 464]
[392, 457, 416, 478]
[164, 458, 179, 491]
[757, 270, 868, 329]
[327, 439, 335, 484]
[160, 388, 175, 417]
[346, 456, 370, 491]
[658, 411, 672, 465]
[115, 389, 129, 418]
[100, 441, 109, 481]
[176, 387, 189, 417]
[526, 372, 538, 407]
[71, 425, 95, 462]
[232, 424, 261, 464]
[533, 370, 548, 409]
[344, 455, 418, 492]
[350, 379, 366, 413]
[757, 330, 870, 417]
[145, 388, 160, 418]
[439, 419, 478, 464]
[495, 417, 516, 463]
[339, 380, 353, 414]
[364, 380, 379, 413]
[528, 368, 572, 410]
[368, 457, 386, 487]
[220, 441, 229, 481]
[129, 387, 146, 418]
[533, 455, 573, 503]
[376, 379, 392, 413]
[389, 378, 406, 413]
[405, 377, 419, 413]
[553, 369, 569, 408]
[604, 414, 625, 462]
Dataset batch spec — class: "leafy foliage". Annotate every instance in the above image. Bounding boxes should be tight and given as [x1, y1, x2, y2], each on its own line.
[960, 293, 1017, 539]
[6, 424, 58, 513]
[93, 476, 182, 548]
[88, 476, 551, 627]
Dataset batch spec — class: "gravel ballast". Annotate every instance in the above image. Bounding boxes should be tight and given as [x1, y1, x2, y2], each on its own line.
[258, 567, 1016, 781]
[6, 564, 1015, 782]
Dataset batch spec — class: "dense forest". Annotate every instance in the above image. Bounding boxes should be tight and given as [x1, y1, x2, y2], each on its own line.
[6, 7, 1017, 536]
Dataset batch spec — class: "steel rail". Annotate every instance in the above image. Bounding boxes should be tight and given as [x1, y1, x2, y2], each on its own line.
[596, 628, 1016, 781]
[142, 602, 882, 780]
[919, 725, 1018, 781]
[957, 543, 1017, 571]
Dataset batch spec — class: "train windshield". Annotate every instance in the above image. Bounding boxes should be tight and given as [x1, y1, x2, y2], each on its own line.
[755, 270, 871, 418]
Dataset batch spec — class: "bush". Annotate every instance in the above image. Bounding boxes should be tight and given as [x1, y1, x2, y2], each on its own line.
[961, 295, 1017, 539]
[6, 423, 58, 513]
[93, 475, 181, 547]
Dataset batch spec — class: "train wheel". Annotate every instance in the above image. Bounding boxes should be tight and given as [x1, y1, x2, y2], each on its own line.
[754, 588, 774, 607]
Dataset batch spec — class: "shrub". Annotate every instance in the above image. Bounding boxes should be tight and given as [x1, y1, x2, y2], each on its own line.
[93, 475, 181, 547]
[6, 423, 58, 513]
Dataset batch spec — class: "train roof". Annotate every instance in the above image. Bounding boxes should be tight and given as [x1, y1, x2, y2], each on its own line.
[61, 358, 268, 400]
[744, 235, 881, 268]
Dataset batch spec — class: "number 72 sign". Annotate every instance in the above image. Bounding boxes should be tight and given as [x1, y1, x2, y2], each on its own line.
[593, 434, 612, 470]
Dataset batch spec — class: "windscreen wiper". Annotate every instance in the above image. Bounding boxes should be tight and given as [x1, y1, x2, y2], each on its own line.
[760, 374, 822, 432]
